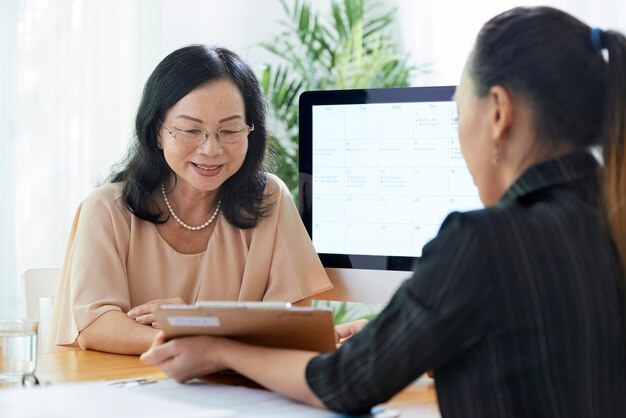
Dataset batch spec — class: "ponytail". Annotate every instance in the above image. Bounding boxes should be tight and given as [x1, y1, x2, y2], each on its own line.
[601, 30, 626, 275]
[469, 7, 626, 275]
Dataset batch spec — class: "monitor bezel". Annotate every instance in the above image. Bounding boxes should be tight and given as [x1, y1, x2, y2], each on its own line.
[298, 86, 457, 271]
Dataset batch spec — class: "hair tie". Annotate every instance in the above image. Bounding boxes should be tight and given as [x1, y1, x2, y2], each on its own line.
[590, 27, 605, 52]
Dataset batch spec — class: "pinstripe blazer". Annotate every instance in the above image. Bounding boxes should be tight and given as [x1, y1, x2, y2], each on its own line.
[306, 151, 626, 417]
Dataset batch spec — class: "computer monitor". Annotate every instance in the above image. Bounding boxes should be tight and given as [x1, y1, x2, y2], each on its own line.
[299, 86, 482, 303]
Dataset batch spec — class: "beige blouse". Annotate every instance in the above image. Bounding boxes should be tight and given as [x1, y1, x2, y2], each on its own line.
[48, 174, 332, 349]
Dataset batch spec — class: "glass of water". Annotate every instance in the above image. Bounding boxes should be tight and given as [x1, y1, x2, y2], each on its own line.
[0, 318, 38, 384]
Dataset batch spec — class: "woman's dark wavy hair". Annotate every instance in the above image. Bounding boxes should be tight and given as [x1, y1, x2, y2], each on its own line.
[470, 7, 626, 277]
[110, 45, 271, 229]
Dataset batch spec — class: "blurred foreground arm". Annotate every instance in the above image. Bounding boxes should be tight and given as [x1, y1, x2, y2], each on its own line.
[141, 333, 325, 409]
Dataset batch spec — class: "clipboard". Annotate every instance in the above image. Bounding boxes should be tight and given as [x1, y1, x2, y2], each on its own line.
[153, 302, 337, 353]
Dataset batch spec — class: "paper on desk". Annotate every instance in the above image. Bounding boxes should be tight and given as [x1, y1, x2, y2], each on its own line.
[127, 378, 399, 418]
[0, 382, 235, 418]
[0, 378, 400, 418]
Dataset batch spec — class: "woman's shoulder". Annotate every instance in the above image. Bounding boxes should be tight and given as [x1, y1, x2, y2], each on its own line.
[261, 173, 292, 204]
[85, 182, 122, 200]
[263, 172, 289, 195]
[79, 182, 130, 221]
[82, 182, 124, 207]
[439, 201, 552, 252]
[442, 205, 508, 235]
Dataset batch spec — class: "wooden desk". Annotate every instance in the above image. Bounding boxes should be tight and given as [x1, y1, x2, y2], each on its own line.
[32, 350, 439, 416]
[36, 350, 166, 383]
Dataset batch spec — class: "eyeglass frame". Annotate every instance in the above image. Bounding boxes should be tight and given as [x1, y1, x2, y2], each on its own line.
[158, 119, 255, 146]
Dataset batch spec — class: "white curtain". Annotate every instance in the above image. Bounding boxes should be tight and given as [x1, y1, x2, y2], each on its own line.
[0, 0, 162, 316]
[0, 1, 19, 317]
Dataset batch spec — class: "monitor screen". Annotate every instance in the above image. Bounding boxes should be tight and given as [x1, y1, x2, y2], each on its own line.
[299, 86, 482, 278]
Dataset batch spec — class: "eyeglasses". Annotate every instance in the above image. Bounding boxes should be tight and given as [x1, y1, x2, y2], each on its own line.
[159, 119, 254, 147]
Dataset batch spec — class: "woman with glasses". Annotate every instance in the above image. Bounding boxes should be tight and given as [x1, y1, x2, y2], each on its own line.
[47, 45, 332, 354]
[143, 7, 626, 417]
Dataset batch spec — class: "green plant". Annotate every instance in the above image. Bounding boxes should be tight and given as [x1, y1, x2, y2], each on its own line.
[314, 300, 383, 324]
[260, 0, 425, 195]
[259, 0, 425, 323]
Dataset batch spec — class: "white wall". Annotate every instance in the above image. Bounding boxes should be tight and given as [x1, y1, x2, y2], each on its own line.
[159, 0, 335, 75]
[397, 0, 626, 86]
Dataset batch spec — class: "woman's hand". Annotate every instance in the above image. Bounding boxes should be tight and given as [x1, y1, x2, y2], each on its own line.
[140, 332, 226, 383]
[334, 319, 369, 344]
[127, 297, 186, 327]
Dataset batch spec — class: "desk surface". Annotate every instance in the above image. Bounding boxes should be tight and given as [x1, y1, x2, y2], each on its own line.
[36, 350, 166, 383]
[32, 350, 439, 416]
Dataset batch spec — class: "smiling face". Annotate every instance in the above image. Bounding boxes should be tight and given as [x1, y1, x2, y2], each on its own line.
[158, 78, 249, 195]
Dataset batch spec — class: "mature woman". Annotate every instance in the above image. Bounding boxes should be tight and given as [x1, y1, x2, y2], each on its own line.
[48, 46, 332, 354]
[142, 7, 626, 417]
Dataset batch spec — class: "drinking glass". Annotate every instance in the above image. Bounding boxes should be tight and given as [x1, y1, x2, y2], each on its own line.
[0, 318, 38, 385]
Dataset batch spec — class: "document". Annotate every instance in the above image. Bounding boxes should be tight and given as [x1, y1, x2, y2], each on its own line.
[0, 381, 233, 418]
[127, 378, 399, 417]
[0, 378, 400, 418]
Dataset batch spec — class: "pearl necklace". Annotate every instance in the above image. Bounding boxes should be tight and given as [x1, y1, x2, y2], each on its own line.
[161, 183, 221, 231]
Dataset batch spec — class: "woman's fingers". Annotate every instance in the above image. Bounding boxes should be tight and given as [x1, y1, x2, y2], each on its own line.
[134, 313, 156, 325]
[141, 335, 223, 383]
[141, 340, 176, 365]
[128, 297, 186, 320]
[127, 302, 158, 319]
[335, 319, 369, 341]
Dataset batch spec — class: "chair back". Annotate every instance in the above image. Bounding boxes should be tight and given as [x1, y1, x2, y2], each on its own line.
[20, 266, 62, 353]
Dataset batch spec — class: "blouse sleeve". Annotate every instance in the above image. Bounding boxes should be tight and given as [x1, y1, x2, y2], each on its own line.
[253, 175, 332, 303]
[48, 185, 132, 349]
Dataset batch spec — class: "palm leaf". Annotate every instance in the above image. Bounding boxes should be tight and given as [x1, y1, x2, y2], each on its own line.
[259, 0, 427, 321]
[260, 0, 422, 166]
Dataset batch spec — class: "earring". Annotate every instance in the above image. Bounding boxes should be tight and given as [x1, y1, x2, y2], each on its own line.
[491, 141, 501, 166]
[157, 143, 162, 150]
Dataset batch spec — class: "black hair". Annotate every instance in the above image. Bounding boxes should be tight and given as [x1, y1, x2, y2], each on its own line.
[109, 45, 271, 228]
[470, 6, 626, 276]
[470, 6, 609, 148]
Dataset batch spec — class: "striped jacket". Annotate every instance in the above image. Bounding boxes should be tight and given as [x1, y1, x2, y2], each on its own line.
[307, 150, 626, 417]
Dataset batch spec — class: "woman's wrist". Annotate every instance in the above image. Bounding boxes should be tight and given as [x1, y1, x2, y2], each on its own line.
[206, 336, 234, 373]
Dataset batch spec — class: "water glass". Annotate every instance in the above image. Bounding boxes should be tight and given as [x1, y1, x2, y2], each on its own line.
[0, 318, 38, 383]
